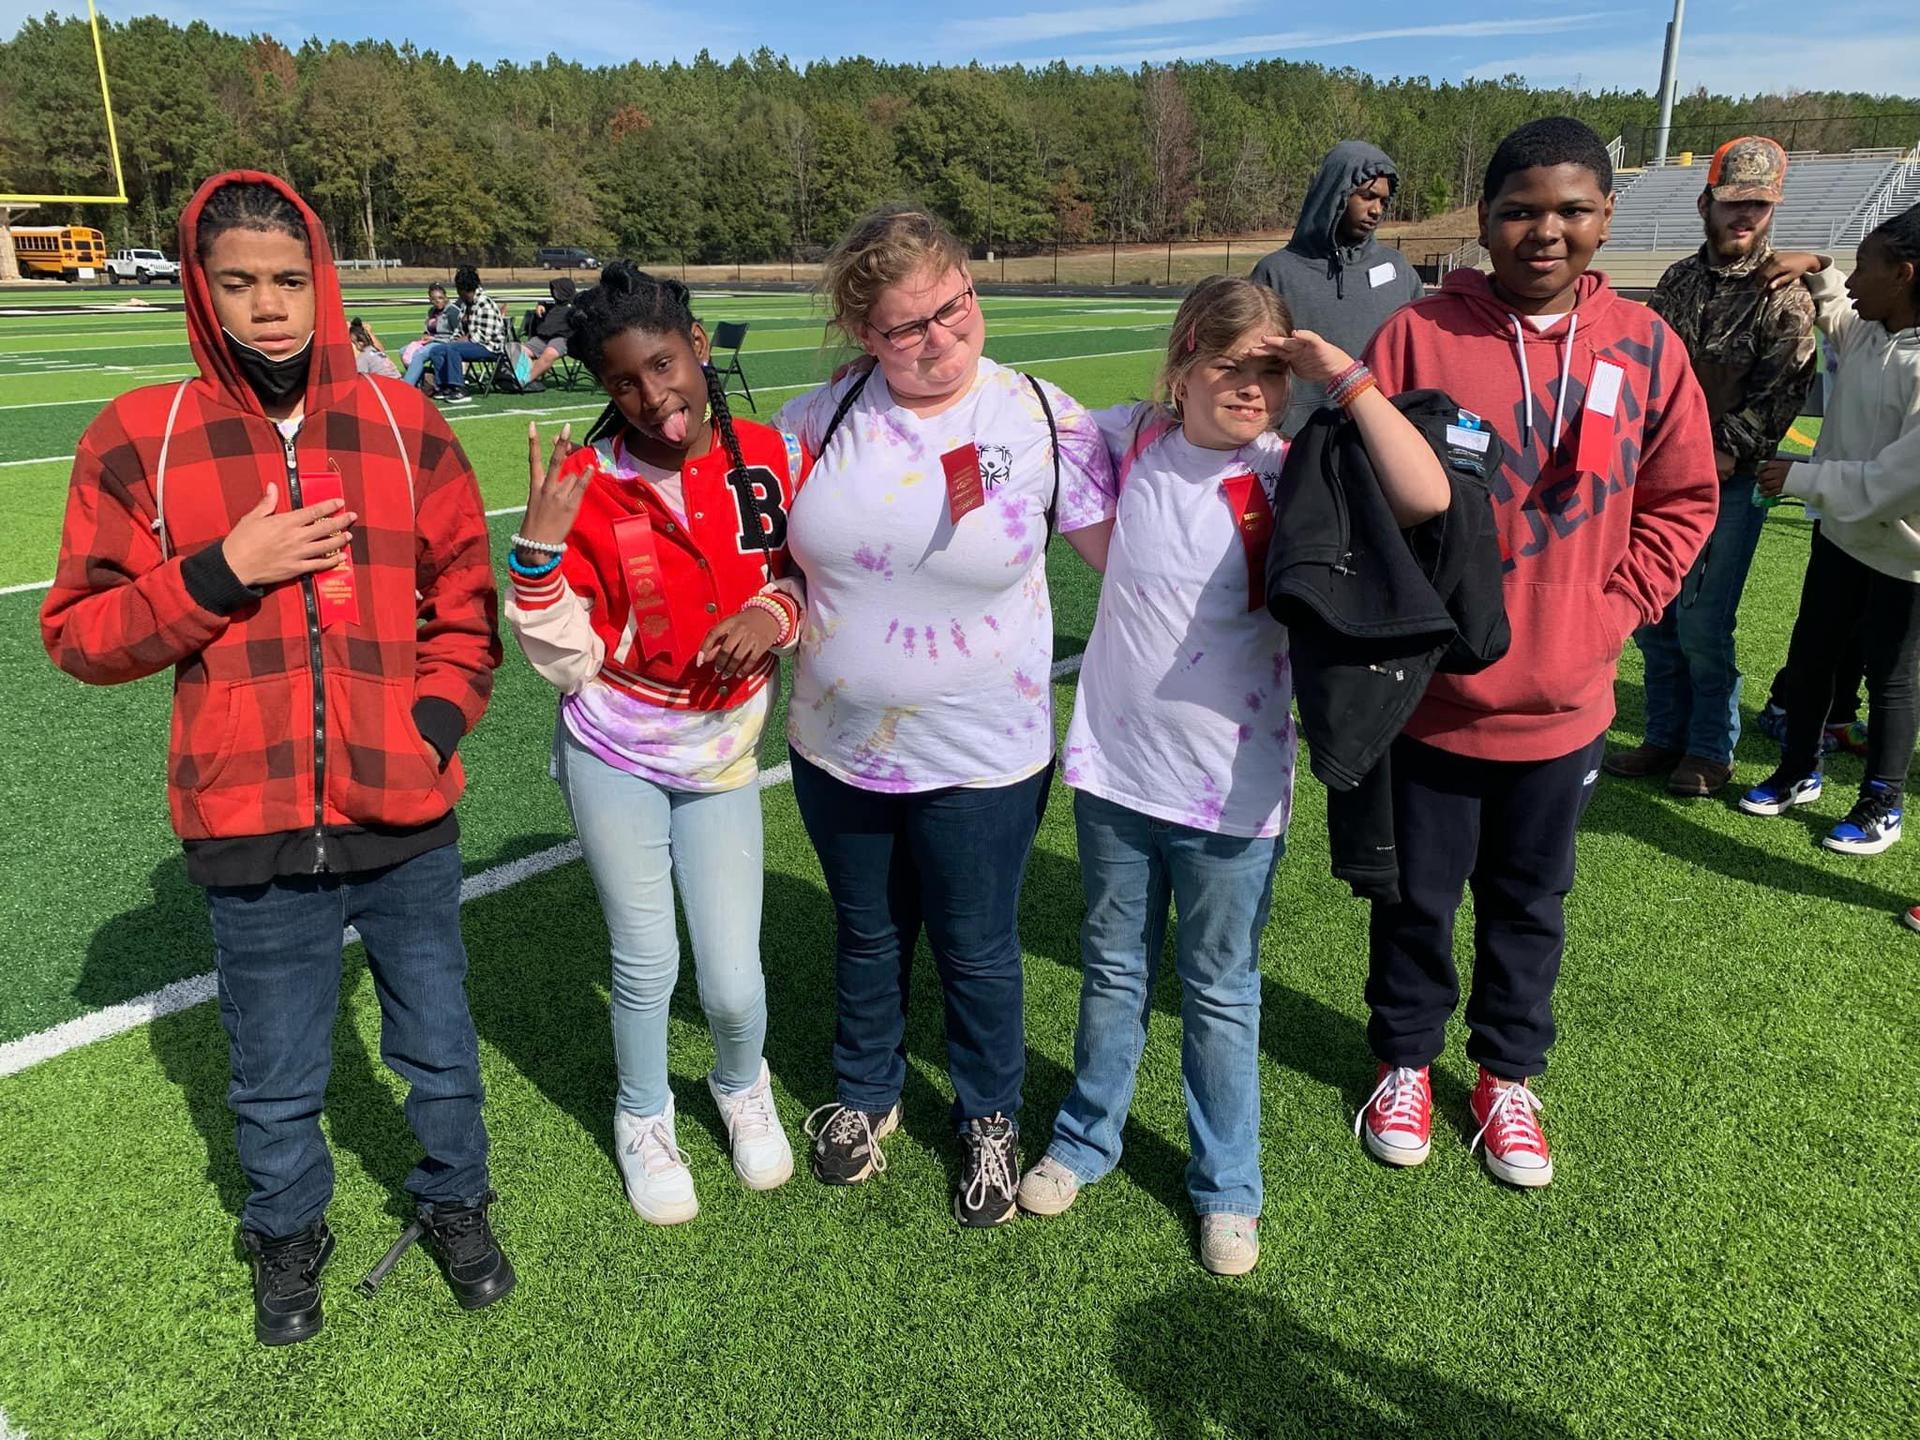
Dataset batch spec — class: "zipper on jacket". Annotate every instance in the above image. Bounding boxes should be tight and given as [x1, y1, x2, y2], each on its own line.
[282, 434, 329, 872]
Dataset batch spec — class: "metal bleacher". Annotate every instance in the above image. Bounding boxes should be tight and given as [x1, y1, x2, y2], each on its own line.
[1608, 145, 1920, 250]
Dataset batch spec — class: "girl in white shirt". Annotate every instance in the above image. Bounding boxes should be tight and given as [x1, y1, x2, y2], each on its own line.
[1014, 275, 1448, 1275]
[773, 208, 1116, 1228]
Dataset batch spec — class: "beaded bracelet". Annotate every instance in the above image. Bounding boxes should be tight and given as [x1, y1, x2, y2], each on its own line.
[510, 533, 567, 555]
[507, 549, 564, 580]
[1327, 361, 1377, 408]
[741, 593, 796, 647]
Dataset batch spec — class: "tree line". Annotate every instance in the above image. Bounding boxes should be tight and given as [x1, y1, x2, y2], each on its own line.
[2, 14, 1917, 267]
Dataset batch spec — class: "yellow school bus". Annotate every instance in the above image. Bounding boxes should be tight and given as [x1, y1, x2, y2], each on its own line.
[7, 225, 108, 281]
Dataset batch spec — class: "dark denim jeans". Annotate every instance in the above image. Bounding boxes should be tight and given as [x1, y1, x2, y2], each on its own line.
[205, 842, 490, 1238]
[790, 751, 1050, 1126]
[1633, 475, 1764, 765]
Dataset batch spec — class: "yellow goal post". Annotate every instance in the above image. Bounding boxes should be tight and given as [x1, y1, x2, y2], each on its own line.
[0, 0, 129, 207]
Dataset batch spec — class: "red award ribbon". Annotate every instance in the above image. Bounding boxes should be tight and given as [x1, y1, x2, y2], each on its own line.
[611, 511, 677, 661]
[1219, 472, 1275, 612]
[940, 443, 985, 525]
[297, 463, 359, 629]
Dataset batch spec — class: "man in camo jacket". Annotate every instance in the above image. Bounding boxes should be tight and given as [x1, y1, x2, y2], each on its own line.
[1605, 135, 1818, 796]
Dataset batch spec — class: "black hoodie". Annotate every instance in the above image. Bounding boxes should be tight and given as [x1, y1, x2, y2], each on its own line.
[1252, 141, 1424, 435]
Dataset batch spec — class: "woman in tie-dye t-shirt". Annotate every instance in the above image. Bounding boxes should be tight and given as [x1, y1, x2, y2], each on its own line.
[772, 207, 1114, 1229]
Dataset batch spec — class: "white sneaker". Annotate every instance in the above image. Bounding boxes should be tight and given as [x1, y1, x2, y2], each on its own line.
[1016, 1155, 1081, 1216]
[614, 1099, 698, 1225]
[1199, 1214, 1260, 1276]
[708, 1060, 795, 1191]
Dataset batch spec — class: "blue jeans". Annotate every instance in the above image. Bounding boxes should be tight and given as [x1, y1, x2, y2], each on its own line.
[1047, 791, 1281, 1216]
[205, 843, 489, 1239]
[402, 339, 493, 389]
[789, 750, 1050, 1125]
[552, 726, 768, 1117]
[1634, 475, 1761, 765]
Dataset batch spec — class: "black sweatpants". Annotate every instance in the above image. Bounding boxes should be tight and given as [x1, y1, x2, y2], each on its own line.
[1365, 733, 1605, 1079]
[1780, 530, 1920, 798]
[1766, 525, 1864, 726]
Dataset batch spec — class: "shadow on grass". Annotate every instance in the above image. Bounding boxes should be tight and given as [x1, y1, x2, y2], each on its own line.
[1114, 1280, 1573, 1440]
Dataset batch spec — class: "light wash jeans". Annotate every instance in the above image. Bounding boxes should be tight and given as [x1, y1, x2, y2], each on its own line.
[552, 726, 768, 1117]
[1046, 790, 1281, 1216]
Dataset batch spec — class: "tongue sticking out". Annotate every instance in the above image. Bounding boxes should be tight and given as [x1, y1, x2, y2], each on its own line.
[660, 408, 690, 446]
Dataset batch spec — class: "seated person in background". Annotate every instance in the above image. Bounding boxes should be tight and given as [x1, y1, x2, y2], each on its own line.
[350, 317, 401, 379]
[401, 283, 456, 370]
[404, 267, 502, 402]
[517, 277, 577, 392]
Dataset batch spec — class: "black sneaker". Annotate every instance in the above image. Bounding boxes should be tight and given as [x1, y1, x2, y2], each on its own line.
[419, 1192, 516, 1310]
[955, 1114, 1020, 1228]
[803, 1100, 901, 1185]
[241, 1219, 335, 1346]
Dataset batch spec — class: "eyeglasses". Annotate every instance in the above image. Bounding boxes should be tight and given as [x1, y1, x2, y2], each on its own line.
[874, 285, 976, 350]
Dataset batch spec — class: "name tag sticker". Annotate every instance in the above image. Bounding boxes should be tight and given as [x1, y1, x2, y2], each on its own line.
[1446, 424, 1492, 454]
[1576, 360, 1627, 475]
[939, 443, 985, 525]
[1368, 261, 1396, 288]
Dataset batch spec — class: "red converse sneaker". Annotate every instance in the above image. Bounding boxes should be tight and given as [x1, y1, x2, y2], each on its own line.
[1355, 1064, 1432, 1166]
[1468, 1069, 1553, 1188]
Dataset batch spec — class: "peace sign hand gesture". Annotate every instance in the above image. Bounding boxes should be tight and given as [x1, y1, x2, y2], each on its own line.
[519, 421, 585, 565]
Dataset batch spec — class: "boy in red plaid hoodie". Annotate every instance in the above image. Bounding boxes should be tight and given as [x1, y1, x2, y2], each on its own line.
[42, 173, 511, 1345]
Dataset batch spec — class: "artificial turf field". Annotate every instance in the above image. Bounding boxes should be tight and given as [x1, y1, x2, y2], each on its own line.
[0, 285, 1912, 1440]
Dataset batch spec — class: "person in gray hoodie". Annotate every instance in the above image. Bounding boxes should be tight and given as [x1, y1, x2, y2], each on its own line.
[1253, 141, 1424, 434]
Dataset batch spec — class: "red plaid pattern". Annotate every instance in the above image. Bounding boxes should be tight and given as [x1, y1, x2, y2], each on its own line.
[41, 170, 500, 844]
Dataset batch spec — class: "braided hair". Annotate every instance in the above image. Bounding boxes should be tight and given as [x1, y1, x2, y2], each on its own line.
[1869, 201, 1920, 306]
[568, 261, 765, 561]
[195, 181, 307, 262]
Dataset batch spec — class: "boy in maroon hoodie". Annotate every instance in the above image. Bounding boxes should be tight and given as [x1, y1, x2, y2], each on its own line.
[42, 173, 513, 1342]
[1352, 119, 1716, 1187]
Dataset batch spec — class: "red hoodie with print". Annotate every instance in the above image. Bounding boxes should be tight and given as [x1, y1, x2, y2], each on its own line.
[42, 171, 500, 883]
[1364, 268, 1717, 762]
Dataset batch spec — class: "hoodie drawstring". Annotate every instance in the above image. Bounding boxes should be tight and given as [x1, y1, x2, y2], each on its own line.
[1507, 312, 1580, 454]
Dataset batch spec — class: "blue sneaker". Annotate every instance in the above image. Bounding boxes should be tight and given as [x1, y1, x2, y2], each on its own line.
[1738, 769, 1823, 816]
[1822, 782, 1903, 855]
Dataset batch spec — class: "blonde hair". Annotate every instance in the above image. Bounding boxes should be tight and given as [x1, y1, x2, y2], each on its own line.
[820, 207, 971, 343]
[1156, 275, 1293, 418]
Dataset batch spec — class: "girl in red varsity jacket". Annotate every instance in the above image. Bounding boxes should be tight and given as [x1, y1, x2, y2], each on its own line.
[505, 264, 808, 1224]
[40, 173, 512, 1341]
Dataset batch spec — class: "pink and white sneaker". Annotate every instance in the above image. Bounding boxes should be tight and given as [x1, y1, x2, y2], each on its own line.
[1355, 1064, 1433, 1166]
[1468, 1068, 1553, 1188]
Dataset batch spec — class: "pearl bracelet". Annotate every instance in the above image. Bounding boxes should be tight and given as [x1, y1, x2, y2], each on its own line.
[510, 533, 567, 555]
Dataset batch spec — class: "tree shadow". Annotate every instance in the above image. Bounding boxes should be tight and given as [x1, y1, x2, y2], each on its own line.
[1114, 1280, 1575, 1440]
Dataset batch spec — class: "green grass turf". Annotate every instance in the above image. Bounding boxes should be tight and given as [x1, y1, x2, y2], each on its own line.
[0, 293, 1913, 1439]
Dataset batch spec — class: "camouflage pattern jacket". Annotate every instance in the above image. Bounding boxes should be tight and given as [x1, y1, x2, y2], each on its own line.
[1648, 245, 1817, 477]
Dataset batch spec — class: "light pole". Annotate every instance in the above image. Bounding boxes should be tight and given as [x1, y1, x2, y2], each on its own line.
[1651, 0, 1688, 166]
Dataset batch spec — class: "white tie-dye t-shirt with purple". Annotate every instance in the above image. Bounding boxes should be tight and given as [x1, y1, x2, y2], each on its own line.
[775, 358, 1116, 793]
[1063, 403, 1296, 838]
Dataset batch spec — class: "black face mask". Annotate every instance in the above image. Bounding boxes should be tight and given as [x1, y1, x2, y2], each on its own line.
[223, 330, 312, 407]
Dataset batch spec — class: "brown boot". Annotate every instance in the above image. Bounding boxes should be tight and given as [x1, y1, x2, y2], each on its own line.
[1602, 743, 1683, 779]
[1668, 755, 1735, 797]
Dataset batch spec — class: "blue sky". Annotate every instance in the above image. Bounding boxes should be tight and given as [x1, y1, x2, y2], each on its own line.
[7, 0, 1919, 100]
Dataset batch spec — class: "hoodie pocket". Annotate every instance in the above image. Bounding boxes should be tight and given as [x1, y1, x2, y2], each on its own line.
[1444, 581, 1623, 720]
[323, 671, 447, 827]
[181, 674, 306, 837]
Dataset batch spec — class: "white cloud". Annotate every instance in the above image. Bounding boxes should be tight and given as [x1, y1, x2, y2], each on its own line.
[1063, 13, 1612, 68]
[1464, 33, 1920, 100]
[941, 0, 1257, 48]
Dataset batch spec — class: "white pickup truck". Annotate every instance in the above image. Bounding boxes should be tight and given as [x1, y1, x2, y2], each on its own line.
[105, 248, 180, 285]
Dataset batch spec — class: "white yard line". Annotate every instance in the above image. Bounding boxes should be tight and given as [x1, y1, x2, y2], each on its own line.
[0, 655, 1084, 1078]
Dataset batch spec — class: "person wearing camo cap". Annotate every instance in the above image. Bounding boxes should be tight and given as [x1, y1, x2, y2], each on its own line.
[1605, 135, 1818, 796]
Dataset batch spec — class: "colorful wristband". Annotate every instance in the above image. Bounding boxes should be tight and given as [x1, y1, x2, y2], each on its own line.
[508, 549, 564, 579]
[741, 593, 796, 647]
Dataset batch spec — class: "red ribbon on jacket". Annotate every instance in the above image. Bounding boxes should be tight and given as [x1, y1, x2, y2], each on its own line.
[1219, 472, 1275, 612]
[611, 511, 677, 661]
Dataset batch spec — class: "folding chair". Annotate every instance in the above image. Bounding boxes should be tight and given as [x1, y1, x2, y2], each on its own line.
[461, 316, 518, 398]
[710, 320, 755, 411]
